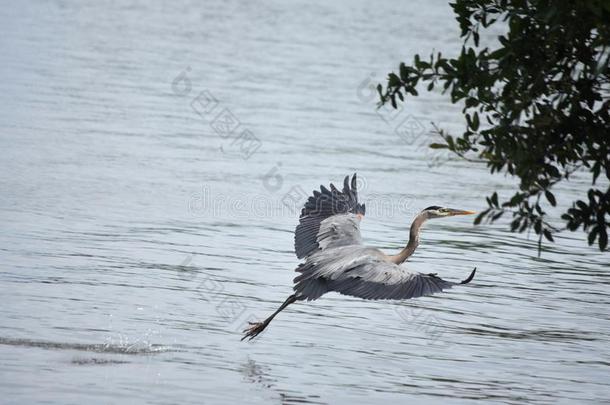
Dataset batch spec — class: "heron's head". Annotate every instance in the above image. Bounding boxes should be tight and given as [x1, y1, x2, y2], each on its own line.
[422, 206, 476, 219]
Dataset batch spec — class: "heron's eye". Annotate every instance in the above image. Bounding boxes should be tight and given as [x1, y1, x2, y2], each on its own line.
[439, 208, 448, 213]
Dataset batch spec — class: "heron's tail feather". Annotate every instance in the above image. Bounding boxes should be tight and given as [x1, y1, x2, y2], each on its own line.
[293, 262, 329, 301]
[460, 267, 477, 284]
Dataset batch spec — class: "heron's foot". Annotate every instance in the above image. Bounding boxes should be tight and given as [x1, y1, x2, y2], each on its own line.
[241, 321, 268, 341]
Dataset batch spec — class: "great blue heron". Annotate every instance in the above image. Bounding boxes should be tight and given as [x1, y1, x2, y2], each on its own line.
[242, 174, 476, 341]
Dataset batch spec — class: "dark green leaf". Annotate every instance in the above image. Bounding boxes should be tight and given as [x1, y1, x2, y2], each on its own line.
[545, 190, 557, 207]
[388, 73, 400, 87]
[599, 228, 608, 251]
[588, 226, 599, 245]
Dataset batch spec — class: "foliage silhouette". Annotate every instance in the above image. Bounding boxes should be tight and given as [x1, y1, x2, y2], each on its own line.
[379, 0, 610, 252]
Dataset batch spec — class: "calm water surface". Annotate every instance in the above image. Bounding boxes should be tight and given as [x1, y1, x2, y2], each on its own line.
[1, 1, 609, 404]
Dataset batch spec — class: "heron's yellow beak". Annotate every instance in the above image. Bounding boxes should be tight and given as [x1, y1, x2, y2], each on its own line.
[448, 209, 477, 216]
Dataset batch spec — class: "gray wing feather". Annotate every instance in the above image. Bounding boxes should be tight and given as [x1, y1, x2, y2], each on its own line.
[330, 257, 454, 300]
[317, 214, 363, 251]
[294, 174, 366, 259]
[294, 247, 475, 301]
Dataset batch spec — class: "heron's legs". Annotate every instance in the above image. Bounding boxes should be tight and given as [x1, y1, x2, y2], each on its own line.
[241, 294, 297, 341]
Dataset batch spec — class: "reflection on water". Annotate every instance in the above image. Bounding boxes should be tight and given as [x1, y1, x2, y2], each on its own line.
[0, 337, 175, 355]
[242, 359, 327, 405]
[1, 0, 609, 403]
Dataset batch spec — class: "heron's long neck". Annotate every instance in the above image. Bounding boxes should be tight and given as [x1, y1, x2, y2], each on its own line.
[388, 212, 427, 264]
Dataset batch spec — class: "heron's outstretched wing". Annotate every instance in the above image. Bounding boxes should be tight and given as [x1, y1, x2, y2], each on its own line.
[294, 174, 366, 259]
[294, 248, 475, 301]
[330, 259, 476, 300]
